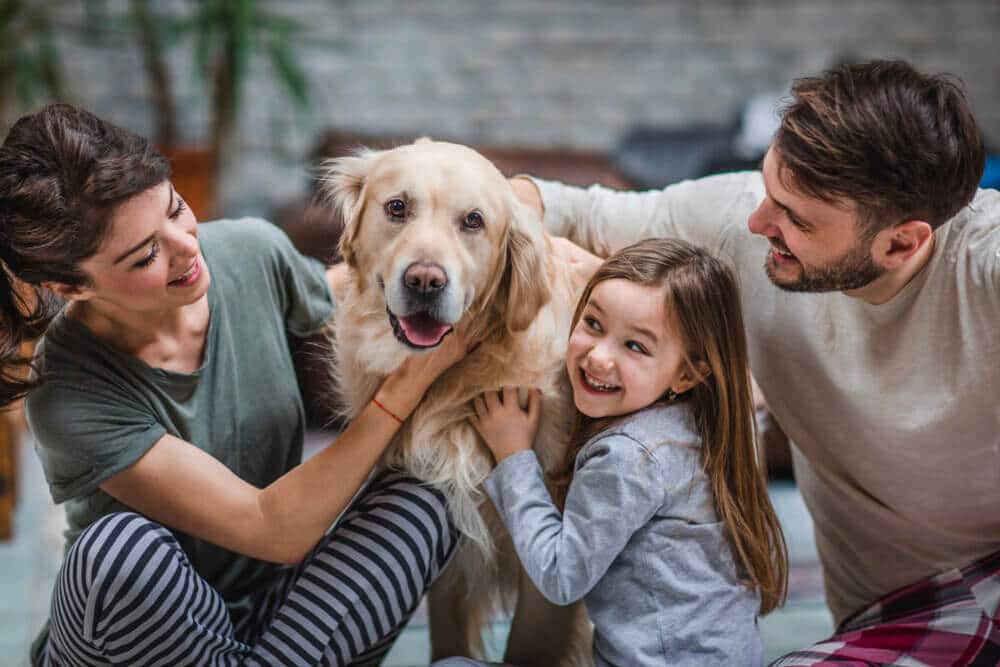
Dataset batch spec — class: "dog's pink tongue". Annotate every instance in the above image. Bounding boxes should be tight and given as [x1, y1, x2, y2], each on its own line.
[398, 313, 453, 347]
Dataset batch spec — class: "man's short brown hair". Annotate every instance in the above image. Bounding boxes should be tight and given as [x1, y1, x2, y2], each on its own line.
[774, 59, 984, 234]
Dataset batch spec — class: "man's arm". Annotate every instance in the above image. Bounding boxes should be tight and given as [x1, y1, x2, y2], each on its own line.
[509, 172, 762, 258]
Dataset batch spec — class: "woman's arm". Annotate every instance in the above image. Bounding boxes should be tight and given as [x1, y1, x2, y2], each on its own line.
[102, 333, 468, 564]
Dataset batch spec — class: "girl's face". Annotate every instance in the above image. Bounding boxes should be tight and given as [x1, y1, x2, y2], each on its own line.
[567, 278, 695, 419]
[70, 180, 209, 314]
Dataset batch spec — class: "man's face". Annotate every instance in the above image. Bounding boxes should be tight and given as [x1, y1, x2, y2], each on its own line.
[747, 148, 886, 292]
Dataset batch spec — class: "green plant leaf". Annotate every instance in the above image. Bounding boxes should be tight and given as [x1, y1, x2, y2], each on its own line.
[269, 39, 309, 108]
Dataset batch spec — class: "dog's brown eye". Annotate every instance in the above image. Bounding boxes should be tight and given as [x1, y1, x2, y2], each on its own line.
[463, 211, 484, 230]
[385, 199, 407, 220]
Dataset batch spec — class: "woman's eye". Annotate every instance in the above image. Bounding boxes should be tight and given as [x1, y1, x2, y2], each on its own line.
[463, 211, 484, 230]
[133, 240, 160, 268]
[169, 198, 187, 220]
[385, 199, 407, 220]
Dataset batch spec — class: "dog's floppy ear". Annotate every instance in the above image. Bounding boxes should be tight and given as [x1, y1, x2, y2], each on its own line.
[503, 199, 552, 333]
[319, 148, 382, 270]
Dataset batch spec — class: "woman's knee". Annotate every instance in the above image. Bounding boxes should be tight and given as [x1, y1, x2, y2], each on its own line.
[370, 471, 457, 557]
[334, 470, 459, 580]
[63, 512, 183, 593]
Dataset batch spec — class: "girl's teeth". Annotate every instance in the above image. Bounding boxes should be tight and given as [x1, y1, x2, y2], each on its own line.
[583, 371, 617, 391]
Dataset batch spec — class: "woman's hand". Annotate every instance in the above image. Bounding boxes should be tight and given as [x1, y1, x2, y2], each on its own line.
[470, 387, 542, 463]
[376, 331, 472, 420]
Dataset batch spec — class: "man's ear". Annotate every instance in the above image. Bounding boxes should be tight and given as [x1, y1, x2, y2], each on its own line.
[874, 220, 933, 269]
[672, 361, 711, 396]
[319, 148, 384, 271]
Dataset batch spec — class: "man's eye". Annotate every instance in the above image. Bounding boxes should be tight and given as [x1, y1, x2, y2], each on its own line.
[385, 199, 407, 220]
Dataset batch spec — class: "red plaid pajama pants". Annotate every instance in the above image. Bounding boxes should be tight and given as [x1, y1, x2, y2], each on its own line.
[772, 550, 1000, 666]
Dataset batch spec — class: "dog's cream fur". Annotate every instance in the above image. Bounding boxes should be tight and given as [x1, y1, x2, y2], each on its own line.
[322, 139, 593, 665]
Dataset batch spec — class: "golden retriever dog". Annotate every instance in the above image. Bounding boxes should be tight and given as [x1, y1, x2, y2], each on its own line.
[321, 139, 593, 665]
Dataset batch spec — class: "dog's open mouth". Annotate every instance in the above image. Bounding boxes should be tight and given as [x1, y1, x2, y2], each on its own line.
[388, 308, 454, 348]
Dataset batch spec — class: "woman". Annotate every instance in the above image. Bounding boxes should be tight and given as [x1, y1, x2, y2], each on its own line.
[0, 104, 468, 666]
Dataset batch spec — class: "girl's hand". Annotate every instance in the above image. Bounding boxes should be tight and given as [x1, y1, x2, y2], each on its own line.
[377, 331, 473, 419]
[470, 387, 542, 463]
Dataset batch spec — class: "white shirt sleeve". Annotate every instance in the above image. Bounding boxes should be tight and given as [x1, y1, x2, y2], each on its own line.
[531, 171, 765, 258]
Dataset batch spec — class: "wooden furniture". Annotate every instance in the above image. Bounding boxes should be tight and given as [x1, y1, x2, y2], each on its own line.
[0, 407, 18, 540]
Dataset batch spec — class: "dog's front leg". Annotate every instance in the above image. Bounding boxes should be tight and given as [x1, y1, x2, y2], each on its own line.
[504, 567, 594, 667]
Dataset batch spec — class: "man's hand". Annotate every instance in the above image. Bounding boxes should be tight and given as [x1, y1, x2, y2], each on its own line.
[509, 176, 544, 219]
[549, 235, 602, 277]
[470, 387, 542, 463]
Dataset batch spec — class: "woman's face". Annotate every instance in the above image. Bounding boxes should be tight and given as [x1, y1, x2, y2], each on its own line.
[72, 180, 210, 314]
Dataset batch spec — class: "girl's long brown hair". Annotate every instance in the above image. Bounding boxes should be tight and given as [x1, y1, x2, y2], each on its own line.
[550, 238, 788, 614]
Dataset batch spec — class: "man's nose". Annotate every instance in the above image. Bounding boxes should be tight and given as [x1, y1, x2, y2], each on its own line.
[748, 198, 777, 237]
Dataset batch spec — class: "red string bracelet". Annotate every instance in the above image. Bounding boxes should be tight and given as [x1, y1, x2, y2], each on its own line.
[372, 397, 405, 425]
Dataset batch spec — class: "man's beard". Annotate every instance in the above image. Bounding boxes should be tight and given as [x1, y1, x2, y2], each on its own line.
[765, 238, 886, 292]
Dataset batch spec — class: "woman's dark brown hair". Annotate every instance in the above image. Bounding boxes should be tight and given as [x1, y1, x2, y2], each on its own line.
[0, 104, 171, 406]
[550, 238, 788, 614]
[776, 59, 984, 234]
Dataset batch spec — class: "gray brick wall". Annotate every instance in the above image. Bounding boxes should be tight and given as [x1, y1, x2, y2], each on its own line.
[36, 0, 1000, 216]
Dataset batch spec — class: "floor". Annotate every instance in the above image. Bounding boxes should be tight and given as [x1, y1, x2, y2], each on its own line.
[0, 431, 833, 666]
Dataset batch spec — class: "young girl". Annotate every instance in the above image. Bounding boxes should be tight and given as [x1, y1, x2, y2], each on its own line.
[466, 238, 787, 666]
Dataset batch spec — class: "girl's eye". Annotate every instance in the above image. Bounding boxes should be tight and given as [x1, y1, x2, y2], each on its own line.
[584, 316, 601, 332]
[385, 199, 407, 220]
[626, 341, 648, 355]
[169, 197, 187, 220]
[463, 211, 484, 231]
[133, 240, 160, 268]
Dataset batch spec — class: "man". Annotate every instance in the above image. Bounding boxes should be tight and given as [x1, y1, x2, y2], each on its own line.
[513, 60, 999, 664]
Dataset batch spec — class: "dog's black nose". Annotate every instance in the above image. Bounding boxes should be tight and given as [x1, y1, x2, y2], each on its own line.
[403, 262, 448, 294]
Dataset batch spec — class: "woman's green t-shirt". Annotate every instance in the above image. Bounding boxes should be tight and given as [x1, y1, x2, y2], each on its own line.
[26, 217, 335, 610]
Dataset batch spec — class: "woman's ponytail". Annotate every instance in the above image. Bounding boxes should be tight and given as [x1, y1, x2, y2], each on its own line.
[0, 266, 59, 407]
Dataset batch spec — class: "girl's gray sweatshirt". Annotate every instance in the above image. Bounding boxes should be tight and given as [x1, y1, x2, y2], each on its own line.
[484, 403, 762, 666]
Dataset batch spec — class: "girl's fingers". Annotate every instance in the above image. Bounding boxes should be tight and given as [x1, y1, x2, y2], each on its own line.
[501, 386, 517, 408]
[527, 388, 542, 424]
[484, 389, 502, 411]
[472, 395, 487, 419]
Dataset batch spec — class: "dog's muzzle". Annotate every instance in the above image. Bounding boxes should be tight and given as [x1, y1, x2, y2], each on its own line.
[386, 262, 456, 349]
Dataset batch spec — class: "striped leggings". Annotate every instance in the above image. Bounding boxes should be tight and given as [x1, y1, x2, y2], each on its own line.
[38, 469, 459, 666]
